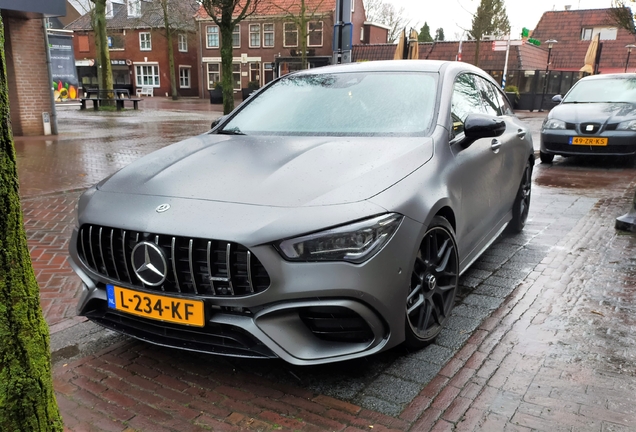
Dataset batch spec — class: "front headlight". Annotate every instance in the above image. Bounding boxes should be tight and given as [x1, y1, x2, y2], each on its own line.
[277, 213, 403, 263]
[617, 120, 636, 131]
[542, 118, 566, 130]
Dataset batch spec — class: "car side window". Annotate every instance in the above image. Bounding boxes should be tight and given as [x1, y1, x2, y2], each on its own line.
[450, 73, 484, 138]
[490, 83, 515, 115]
[475, 76, 502, 116]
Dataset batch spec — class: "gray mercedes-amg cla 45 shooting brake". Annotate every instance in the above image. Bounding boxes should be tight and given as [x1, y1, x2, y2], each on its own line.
[69, 60, 534, 365]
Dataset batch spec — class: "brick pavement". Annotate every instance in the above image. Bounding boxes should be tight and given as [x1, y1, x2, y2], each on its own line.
[15, 103, 636, 431]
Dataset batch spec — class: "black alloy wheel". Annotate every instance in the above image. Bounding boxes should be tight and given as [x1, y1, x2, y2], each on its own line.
[509, 160, 533, 233]
[404, 216, 459, 348]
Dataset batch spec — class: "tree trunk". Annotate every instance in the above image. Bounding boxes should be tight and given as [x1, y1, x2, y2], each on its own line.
[0, 15, 63, 431]
[474, 39, 481, 67]
[161, 0, 178, 100]
[220, 6, 235, 115]
[93, 0, 113, 94]
[299, 0, 308, 69]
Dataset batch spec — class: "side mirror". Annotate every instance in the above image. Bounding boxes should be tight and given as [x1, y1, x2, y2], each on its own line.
[551, 94, 563, 103]
[211, 115, 228, 130]
[464, 113, 506, 142]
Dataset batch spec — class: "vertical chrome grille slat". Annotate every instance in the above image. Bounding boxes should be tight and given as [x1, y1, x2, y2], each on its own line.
[246, 251, 254, 294]
[206, 241, 215, 295]
[122, 230, 132, 283]
[189, 239, 198, 294]
[88, 226, 98, 271]
[98, 227, 109, 277]
[109, 229, 120, 281]
[77, 225, 270, 296]
[226, 243, 234, 295]
[171, 237, 181, 293]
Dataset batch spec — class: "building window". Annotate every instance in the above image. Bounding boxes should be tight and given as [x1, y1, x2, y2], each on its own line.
[139, 32, 151, 50]
[178, 34, 187, 52]
[352, 0, 355, 12]
[79, 35, 90, 52]
[233, 25, 240, 48]
[263, 23, 274, 47]
[127, 0, 140, 17]
[207, 63, 220, 89]
[106, 0, 114, 18]
[179, 67, 190, 88]
[598, 27, 618, 40]
[233, 63, 241, 90]
[108, 32, 125, 50]
[360, 27, 364, 42]
[581, 28, 592, 40]
[284, 22, 298, 47]
[135, 64, 159, 87]
[249, 24, 260, 47]
[308, 21, 323, 47]
[206, 26, 219, 48]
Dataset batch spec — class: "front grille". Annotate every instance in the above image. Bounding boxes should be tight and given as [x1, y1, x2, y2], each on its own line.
[77, 225, 270, 296]
[299, 306, 374, 343]
[580, 123, 601, 134]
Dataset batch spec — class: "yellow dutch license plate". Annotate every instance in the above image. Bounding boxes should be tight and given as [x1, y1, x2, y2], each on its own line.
[569, 136, 608, 146]
[106, 284, 204, 327]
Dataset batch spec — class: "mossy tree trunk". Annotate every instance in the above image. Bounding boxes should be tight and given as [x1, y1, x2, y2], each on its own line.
[0, 14, 63, 431]
[91, 0, 114, 96]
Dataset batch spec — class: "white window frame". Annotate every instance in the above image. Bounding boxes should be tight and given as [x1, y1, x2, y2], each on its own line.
[249, 24, 260, 48]
[127, 0, 140, 17]
[206, 26, 219, 49]
[106, 0, 114, 18]
[581, 28, 592, 40]
[233, 25, 241, 48]
[207, 63, 221, 90]
[284, 22, 298, 47]
[139, 32, 151, 51]
[179, 66, 191, 88]
[178, 34, 188, 52]
[307, 21, 323, 47]
[263, 23, 275, 47]
[135, 63, 160, 87]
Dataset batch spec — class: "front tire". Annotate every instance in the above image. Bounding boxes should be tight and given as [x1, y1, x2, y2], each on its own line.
[404, 216, 459, 349]
[509, 160, 533, 233]
[540, 151, 554, 164]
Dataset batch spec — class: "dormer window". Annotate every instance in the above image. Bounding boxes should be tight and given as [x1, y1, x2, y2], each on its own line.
[581, 26, 617, 41]
[128, 0, 141, 17]
[106, 1, 114, 18]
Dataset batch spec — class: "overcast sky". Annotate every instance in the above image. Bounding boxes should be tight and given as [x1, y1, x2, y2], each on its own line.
[388, 0, 615, 40]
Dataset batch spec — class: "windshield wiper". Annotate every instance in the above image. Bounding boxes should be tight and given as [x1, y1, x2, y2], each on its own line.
[218, 127, 245, 135]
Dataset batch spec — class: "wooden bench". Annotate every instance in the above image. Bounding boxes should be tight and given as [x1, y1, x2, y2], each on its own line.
[80, 89, 142, 111]
[136, 86, 154, 97]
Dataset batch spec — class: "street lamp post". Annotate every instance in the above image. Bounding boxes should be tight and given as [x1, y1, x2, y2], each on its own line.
[626, 44, 636, 73]
[539, 39, 558, 112]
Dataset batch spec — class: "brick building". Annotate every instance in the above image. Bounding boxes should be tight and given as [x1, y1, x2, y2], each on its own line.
[1, 0, 65, 136]
[530, 7, 636, 74]
[195, 0, 368, 97]
[65, 0, 200, 98]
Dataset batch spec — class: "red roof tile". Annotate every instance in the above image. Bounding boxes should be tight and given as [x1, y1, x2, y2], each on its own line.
[195, 0, 334, 20]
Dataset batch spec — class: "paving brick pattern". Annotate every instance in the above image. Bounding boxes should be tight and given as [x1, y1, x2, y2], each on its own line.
[16, 104, 636, 431]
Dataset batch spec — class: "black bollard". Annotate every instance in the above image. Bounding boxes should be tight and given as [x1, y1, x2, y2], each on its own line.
[616, 190, 636, 232]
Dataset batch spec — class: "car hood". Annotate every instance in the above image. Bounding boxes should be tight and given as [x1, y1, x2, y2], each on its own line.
[551, 102, 636, 124]
[98, 133, 434, 207]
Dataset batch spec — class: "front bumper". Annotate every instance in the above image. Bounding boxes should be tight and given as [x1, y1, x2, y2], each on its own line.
[541, 129, 636, 156]
[70, 214, 424, 365]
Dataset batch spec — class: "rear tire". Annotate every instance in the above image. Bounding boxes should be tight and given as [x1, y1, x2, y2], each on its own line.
[540, 151, 554, 164]
[404, 216, 459, 349]
[509, 160, 532, 233]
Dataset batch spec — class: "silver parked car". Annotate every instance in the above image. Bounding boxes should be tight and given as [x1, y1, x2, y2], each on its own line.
[541, 73, 636, 163]
[69, 61, 534, 365]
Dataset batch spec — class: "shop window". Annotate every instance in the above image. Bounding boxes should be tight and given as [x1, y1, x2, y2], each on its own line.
[207, 63, 220, 89]
[233, 63, 241, 90]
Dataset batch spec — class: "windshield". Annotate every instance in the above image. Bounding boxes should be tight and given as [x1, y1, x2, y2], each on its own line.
[221, 72, 438, 136]
[563, 77, 636, 103]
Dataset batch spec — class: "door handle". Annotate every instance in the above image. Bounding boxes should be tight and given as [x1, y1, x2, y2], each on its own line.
[491, 139, 502, 153]
[517, 129, 527, 139]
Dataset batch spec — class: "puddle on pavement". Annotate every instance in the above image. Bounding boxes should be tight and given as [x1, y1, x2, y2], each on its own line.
[534, 157, 636, 190]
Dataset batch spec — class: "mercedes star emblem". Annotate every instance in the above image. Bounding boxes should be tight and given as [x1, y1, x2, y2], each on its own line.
[156, 203, 171, 213]
[131, 241, 168, 286]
